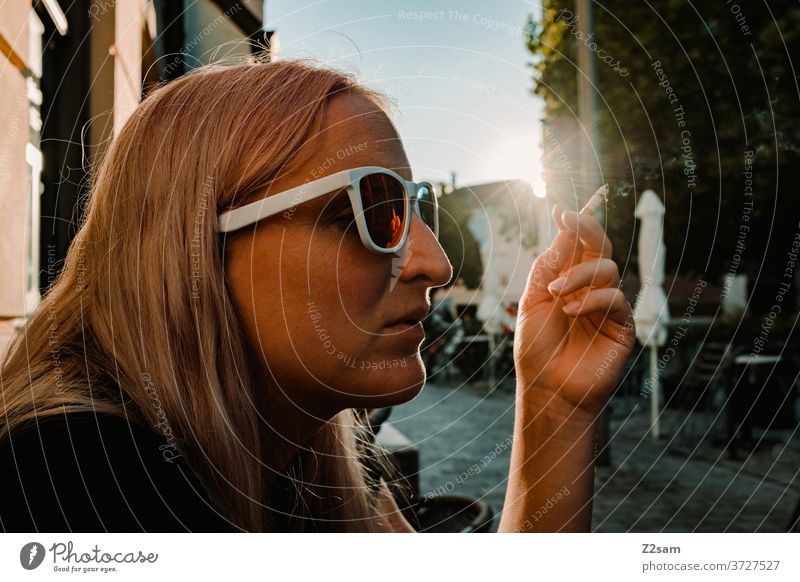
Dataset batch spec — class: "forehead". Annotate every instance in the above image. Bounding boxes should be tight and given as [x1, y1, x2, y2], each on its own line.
[315, 94, 409, 171]
[279, 93, 412, 214]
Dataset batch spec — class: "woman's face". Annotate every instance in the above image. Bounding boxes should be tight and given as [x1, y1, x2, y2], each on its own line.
[225, 93, 453, 419]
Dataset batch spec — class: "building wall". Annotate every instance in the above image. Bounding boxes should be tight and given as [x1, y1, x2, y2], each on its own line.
[1, 0, 147, 320]
[183, 0, 264, 67]
[0, 1, 33, 318]
[88, 0, 116, 157]
[113, 0, 146, 136]
[88, 0, 147, 160]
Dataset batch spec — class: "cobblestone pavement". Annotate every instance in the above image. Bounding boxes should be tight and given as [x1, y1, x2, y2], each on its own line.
[391, 381, 800, 533]
[390, 380, 516, 533]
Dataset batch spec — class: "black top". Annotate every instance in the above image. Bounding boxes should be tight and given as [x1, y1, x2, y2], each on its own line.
[0, 411, 235, 532]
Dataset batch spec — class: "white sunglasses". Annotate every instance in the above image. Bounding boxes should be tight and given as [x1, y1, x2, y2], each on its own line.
[216, 166, 439, 254]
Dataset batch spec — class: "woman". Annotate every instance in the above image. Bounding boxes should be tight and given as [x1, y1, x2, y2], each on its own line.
[0, 58, 634, 532]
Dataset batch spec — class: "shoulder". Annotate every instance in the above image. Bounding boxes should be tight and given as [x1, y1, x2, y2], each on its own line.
[0, 411, 234, 532]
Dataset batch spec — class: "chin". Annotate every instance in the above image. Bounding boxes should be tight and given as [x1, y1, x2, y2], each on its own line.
[382, 378, 425, 406]
[366, 357, 426, 407]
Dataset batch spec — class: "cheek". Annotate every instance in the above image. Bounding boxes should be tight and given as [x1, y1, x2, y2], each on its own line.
[225, 232, 314, 358]
[306, 252, 380, 349]
[335, 266, 386, 314]
[227, 232, 425, 408]
[314, 239, 388, 327]
[226, 248, 282, 360]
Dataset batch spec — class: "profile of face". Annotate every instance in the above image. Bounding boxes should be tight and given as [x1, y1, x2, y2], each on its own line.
[225, 93, 453, 421]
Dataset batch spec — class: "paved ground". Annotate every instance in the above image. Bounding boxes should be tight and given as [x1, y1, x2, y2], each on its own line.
[390, 380, 517, 532]
[391, 381, 800, 532]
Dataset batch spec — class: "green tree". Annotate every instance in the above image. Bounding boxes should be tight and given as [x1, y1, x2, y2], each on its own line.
[526, 0, 800, 310]
[436, 182, 484, 289]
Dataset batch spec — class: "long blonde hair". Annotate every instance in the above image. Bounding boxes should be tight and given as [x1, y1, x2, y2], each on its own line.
[0, 58, 405, 532]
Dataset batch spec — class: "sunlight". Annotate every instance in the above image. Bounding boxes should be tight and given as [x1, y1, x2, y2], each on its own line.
[479, 127, 547, 198]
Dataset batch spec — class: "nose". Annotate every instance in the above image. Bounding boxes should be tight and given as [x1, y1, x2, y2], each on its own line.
[395, 212, 453, 289]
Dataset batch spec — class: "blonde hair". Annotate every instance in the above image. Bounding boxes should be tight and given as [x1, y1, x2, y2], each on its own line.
[0, 58, 405, 532]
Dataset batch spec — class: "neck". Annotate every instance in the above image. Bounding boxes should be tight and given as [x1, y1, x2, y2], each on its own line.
[262, 396, 328, 484]
[250, 361, 339, 490]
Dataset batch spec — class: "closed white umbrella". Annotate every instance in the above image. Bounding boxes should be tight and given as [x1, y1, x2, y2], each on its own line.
[721, 273, 748, 316]
[633, 190, 670, 439]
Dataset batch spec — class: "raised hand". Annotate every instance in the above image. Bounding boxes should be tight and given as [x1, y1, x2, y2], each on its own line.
[514, 203, 635, 417]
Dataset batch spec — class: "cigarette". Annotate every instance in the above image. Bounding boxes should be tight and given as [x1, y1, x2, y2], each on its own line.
[580, 184, 609, 215]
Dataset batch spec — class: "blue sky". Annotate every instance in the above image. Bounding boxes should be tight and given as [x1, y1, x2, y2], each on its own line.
[266, 0, 546, 196]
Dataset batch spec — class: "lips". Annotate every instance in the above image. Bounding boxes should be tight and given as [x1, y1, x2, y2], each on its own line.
[391, 319, 423, 327]
[385, 320, 424, 331]
[383, 320, 426, 342]
[385, 305, 430, 329]
[384, 305, 429, 344]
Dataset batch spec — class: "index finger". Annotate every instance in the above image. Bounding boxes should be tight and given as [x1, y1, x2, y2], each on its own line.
[519, 227, 577, 311]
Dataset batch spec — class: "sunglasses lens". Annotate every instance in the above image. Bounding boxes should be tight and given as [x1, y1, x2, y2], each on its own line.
[359, 173, 407, 249]
[416, 184, 437, 235]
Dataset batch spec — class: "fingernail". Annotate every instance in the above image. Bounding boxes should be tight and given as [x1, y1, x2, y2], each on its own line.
[562, 300, 581, 313]
[548, 277, 567, 293]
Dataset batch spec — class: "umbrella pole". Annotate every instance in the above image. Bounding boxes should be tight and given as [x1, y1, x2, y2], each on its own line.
[487, 331, 496, 391]
[650, 344, 660, 439]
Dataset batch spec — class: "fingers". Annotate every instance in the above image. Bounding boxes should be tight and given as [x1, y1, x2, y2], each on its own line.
[521, 203, 612, 312]
[552, 204, 566, 230]
[523, 229, 573, 293]
[546, 258, 621, 297]
[560, 208, 612, 259]
[561, 287, 631, 323]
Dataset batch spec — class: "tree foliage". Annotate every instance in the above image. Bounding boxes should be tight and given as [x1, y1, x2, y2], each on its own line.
[526, 0, 800, 310]
[436, 183, 484, 289]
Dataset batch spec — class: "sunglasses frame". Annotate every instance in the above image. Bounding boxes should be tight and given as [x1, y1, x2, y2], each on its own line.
[216, 166, 439, 254]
